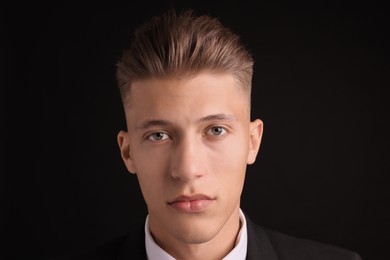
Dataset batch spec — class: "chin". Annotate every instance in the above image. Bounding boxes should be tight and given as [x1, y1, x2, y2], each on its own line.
[169, 216, 219, 244]
[174, 228, 217, 244]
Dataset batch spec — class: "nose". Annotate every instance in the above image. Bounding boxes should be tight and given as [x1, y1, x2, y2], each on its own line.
[170, 136, 205, 181]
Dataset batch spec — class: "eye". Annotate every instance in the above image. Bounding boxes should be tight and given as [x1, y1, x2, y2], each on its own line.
[207, 126, 227, 136]
[147, 132, 170, 141]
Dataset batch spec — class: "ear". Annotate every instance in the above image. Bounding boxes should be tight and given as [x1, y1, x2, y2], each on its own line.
[247, 119, 263, 165]
[117, 130, 137, 174]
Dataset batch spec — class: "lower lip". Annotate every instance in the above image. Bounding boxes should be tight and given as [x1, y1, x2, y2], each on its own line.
[169, 199, 214, 213]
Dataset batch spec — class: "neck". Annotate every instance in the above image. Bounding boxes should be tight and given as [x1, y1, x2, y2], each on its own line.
[149, 207, 241, 260]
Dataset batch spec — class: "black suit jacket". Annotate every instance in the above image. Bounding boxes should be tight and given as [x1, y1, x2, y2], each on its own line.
[52, 215, 362, 260]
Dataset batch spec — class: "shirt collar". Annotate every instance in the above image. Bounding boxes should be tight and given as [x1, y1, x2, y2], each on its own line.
[144, 215, 174, 260]
[144, 209, 248, 260]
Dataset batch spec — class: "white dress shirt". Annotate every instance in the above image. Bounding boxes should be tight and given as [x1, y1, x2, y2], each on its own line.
[145, 208, 248, 260]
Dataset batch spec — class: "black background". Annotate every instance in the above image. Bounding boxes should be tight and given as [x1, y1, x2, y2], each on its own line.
[2, 1, 389, 259]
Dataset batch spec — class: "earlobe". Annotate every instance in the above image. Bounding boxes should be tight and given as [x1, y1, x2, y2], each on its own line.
[117, 130, 137, 174]
[247, 119, 263, 165]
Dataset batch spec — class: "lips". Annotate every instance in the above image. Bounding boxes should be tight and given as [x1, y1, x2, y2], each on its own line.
[168, 194, 215, 213]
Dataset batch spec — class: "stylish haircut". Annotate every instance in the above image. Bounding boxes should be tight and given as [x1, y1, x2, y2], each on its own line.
[116, 9, 254, 104]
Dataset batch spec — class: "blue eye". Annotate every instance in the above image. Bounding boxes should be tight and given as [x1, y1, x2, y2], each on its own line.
[208, 126, 227, 136]
[148, 132, 170, 141]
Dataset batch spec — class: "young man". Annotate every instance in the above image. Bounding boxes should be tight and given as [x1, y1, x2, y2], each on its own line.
[54, 9, 361, 260]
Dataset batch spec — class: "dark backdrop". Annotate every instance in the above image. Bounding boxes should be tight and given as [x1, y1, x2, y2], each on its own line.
[3, 1, 389, 259]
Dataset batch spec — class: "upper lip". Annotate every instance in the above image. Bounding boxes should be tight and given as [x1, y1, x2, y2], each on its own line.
[168, 194, 213, 204]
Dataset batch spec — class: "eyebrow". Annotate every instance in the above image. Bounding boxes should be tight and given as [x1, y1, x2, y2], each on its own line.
[136, 119, 171, 129]
[135, 113, 236, 130]
[198, 113, 237, 123]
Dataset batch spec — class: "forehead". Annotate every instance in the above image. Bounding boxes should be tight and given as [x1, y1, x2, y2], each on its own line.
[131, 73, 248, 103]
[124, 73, 250, 125]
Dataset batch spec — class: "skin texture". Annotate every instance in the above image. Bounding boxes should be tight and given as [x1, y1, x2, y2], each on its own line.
[117, 73, 263, 260]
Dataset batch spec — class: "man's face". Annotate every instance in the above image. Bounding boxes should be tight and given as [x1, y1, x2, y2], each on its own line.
[118, 73, 262, 246]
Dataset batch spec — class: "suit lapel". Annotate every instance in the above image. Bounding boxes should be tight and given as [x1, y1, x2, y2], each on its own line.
[246, 214, 279, 260]
[117, 225, 147, 260]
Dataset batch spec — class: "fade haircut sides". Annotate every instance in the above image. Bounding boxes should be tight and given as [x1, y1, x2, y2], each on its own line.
[115, 9, 254, 105]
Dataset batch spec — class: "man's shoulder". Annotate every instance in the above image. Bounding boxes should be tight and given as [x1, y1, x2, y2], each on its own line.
[250, 221, 362, 260]
[50, 233, 129, 260]
[51, 216, 362, 260]
[50, 226, 145, 260]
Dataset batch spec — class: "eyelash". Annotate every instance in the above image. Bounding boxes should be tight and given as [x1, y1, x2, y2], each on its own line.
[145, 126, 228, 142]
[206, 126, 227, 137]
[147, 132, 170, 141]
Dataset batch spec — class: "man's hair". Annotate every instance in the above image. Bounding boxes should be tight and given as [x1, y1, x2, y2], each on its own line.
[116, 9, 254, 104]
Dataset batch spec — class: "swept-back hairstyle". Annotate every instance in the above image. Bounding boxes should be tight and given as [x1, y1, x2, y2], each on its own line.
[116, 9, 253, 104]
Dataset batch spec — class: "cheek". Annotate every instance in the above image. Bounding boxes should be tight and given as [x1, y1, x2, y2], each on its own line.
[217, 133, 249, 163]
[208, 135, 249, 180]
[132, 150, 170, 204]
[136, 170, 167, 211]
[131, 142, 171, 174]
